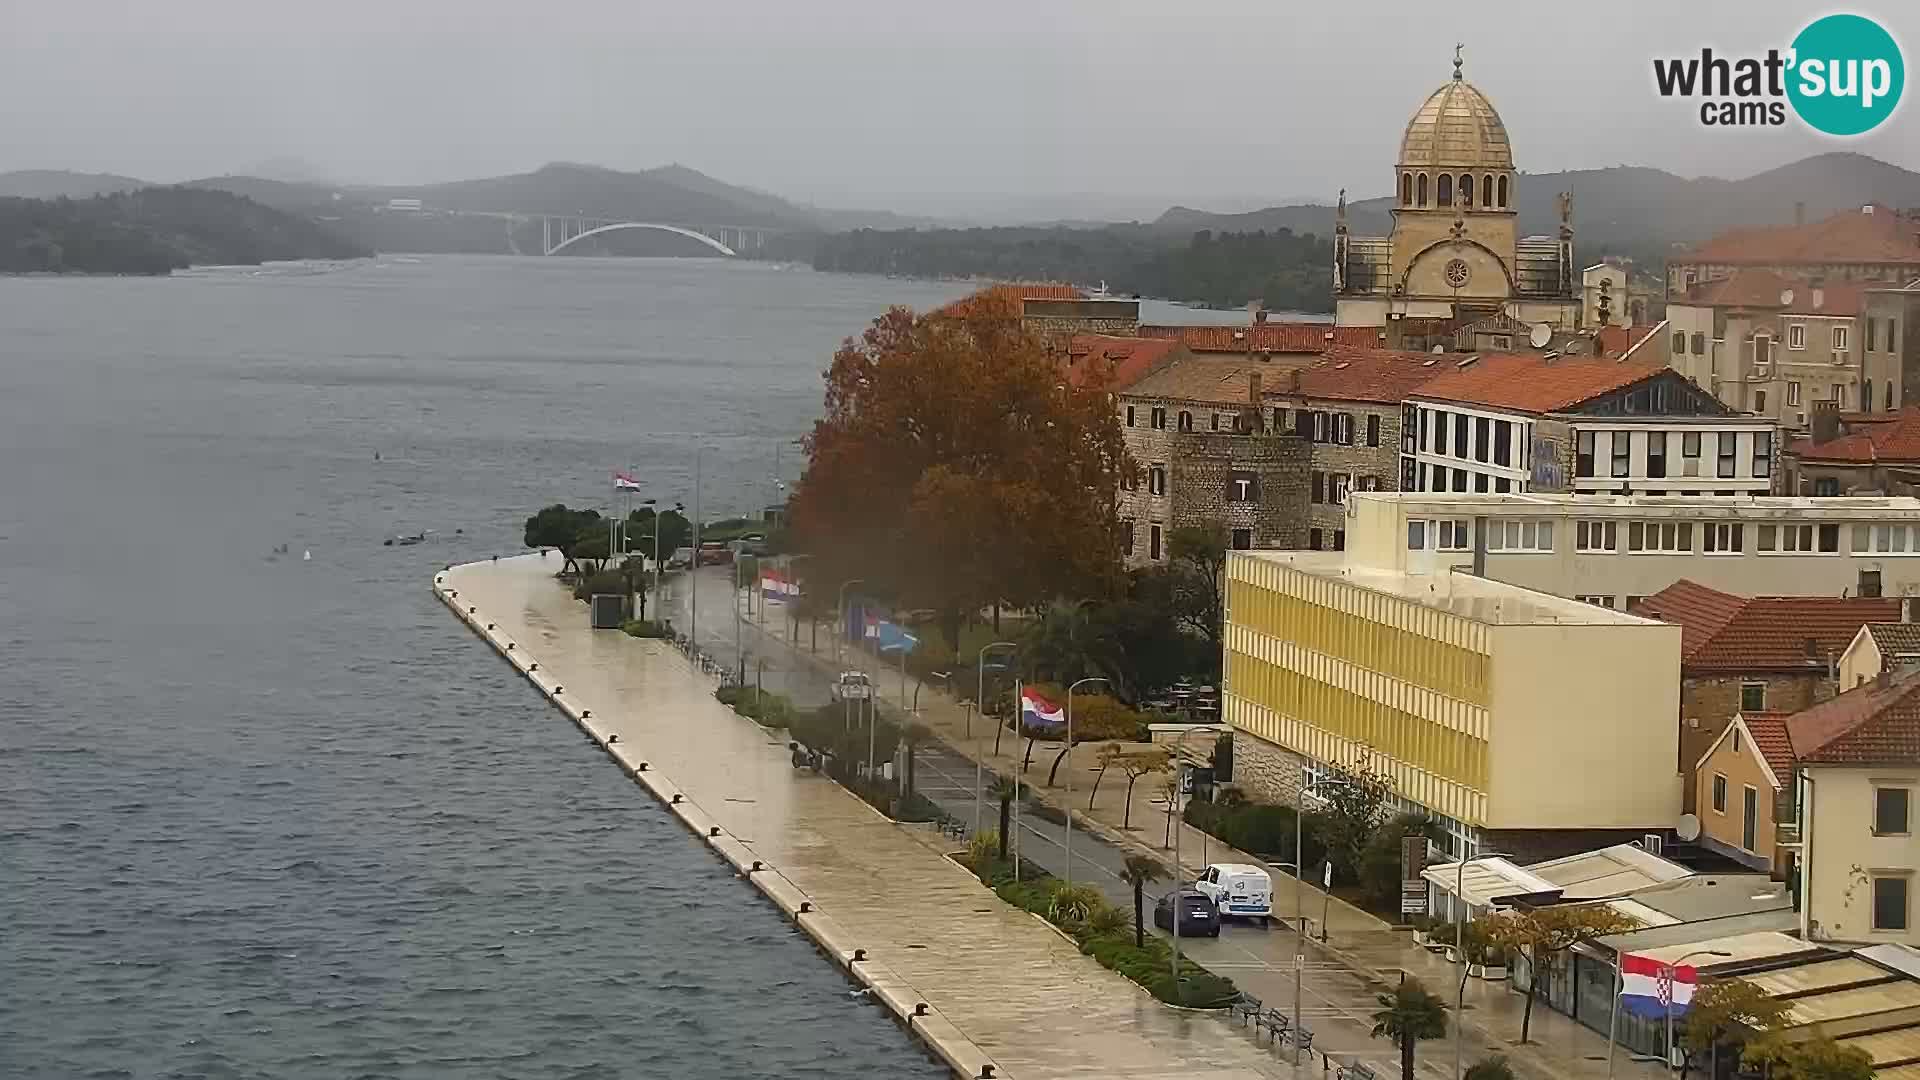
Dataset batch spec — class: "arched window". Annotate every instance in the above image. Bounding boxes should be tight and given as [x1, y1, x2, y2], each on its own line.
[1864, 380, 1873, 412]
[1178, 410, 1193, 432]
[1437, 174, 1452, 207]
[1417, 173, 1428, 206]
[1497, 175, 1509, 207]
[1482, 174, 1493, 207]
[1401, 172, 1413, 205]
[1459, 174, 1473, 207]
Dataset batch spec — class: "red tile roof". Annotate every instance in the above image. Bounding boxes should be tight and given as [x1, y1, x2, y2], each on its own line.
[1408, 353, 1667, 414]
[1784, 667, 1920, 766]
[1634, 579, 1901, 673]
[1789, 406, 1920, 464]
[936, 282, 1083, 317]
[1743, 713, 1799, 782]
[1677, 206, 1920, 267]
[1063, 334, 1181, 391]
[1139, 322, 1385, 354]
[1291, 346, 1453, 404]
[1678, 269, 1869, 316]
[1121, 354, 1281, 406]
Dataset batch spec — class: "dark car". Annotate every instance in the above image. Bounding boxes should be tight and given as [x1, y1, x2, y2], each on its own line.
[1152, 887, 1221, 937]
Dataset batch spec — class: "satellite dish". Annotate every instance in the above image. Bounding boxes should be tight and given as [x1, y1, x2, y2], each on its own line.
[1528, 322, 1552, 349]
[1676, 813, 1702, 842]
[1780, 289, 1795, 307]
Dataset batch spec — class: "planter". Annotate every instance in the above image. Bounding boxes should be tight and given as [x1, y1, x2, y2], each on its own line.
[1445, 946, 1461, 963]
[1468, 963, 1508, 980]
[1411, 930, 1430, 946]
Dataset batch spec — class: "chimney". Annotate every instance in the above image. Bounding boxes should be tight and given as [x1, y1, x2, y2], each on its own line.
[1811, 287, 1826, 310]
[1794, 201, 1806, 225]
[1254, 308, 1269, 326]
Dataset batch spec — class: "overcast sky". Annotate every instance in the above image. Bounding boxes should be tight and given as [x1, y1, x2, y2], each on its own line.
[3, 0, 1915, 220]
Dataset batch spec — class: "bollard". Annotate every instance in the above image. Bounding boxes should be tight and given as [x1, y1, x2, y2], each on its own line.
[979, 1067, 996, 1079]
[528, 663, 538, 672]
[581, 710, 592, 719]
[749, 860, 764, 872]
[553, 686, 562, 695]
[913, 1003, 928, 1017]
[636, 762, 648, 771]
[506, 643, 515, 651]
[449, 591, 457, 599]
[467, 606, 476, 614]
[486, 623, 494, 630]
[798, 901, 812, 914]
[669, 793, 681, 804]
[851, 949, 867, 963]
[707, 826, 721, 837]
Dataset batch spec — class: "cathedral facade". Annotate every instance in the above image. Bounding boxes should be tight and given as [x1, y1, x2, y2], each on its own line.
[1334, 56, 1581, 330]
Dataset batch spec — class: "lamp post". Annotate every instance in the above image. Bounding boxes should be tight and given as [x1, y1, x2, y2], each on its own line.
[1450, 849, 1516, 1080]
[1292, 766, 1353, 1066]
[976, 642, 1016, 837]
[1063, 676, 1107, 888]
[836, 578, 865, 666]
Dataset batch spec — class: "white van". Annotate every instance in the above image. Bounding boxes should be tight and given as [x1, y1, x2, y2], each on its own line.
[1194, 863, 1274, 924]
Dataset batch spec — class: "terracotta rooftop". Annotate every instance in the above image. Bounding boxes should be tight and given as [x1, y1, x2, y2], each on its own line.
[1634, 580, 1901, 673]
[1865, 622, 1920, 661]
[1784, 666, 1920, 766]
[1679, 269, 1868, 316]
[935, 282, 1083, 317]
[1122, 354, 1282, 406]
[1408, 353, 1667, 413]
[1677, 206, 1920, 267]
[1139, 322, 1385, 354]
[1743, 713, 1799, 782]
[1062, 334, 1181, 391]
[1789, 406, 1920, 465]
[1121, 347, 1444, 407]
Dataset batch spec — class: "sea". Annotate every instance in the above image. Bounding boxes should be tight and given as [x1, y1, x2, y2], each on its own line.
[0, 256, 994, 1079]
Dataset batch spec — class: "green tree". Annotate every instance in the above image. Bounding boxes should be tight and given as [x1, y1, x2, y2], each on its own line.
[1749, 1031, 1874, 1080]
[1027, 688, 1142, 787]
[524, 503, 605, 576]
[1088, 742, 1125, 810]
[625, 505, 691, 560]
[1119, 748, 1171, 829]
[1356, 813, 1446, 912]
[1464, 1056, 1514, 1080]
[989, 776, 1017, 861]
[1166, 523, 1228, 652]
[1484, 906, 1640, 1043]
[1311, 749, 1398, 883]
[1681, 978, 1793, 1080]
[1370, 977, 1450, 1080]
[1121, 855, 1166, 948]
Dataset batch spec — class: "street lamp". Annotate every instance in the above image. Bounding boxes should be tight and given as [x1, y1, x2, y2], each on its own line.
[1450, 849, 1516, 1080]
[836, 578, 865, 666]
[1292, 766, 1353, 1066]
[1063, 676, 1108, 888]
[1605, 948, 1732, 1078]
[976, 642, 1017, 837]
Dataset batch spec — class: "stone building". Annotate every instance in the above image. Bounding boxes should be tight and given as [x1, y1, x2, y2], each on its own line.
[1116, 361, 1309, 565]
[1665, 204, 1920, 299]
[1333, 52, 1579, 330]
[1866, 284, 1920, 410]
[1629, 579, 1899, 803]
[1138, 317, 1384, 360]
[1784, 405, 1920, 496]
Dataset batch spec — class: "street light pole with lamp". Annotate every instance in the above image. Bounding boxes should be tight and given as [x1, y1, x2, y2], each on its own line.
[1062, 676, 1108, 888]
[1449, 850, 1517, 1080]
[1291, 765, 1354, 1066]
[835, 578, 865, 667]
[1603, 948, 1731, 1079]
[975, 642, 1017, 837]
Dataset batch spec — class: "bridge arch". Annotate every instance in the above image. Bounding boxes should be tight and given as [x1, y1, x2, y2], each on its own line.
[547, 222, 736, 257]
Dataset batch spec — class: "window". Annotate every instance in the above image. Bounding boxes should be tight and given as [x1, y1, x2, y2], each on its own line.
[1407, 520, 1427, 550]
[1458, 173, 1473, 206]
[1497, 174, 1508, 207]
[1417, 173, 1428, 206]
[1893, 318, 1902, 352]
[1756, 334, 1773, 366]
[1454, 416, 1469, 458]
[1833, 325, 1849, 352]
[1705, 523, 1745, 554]
[1486, 519, 1554, 553]
[1474, 417, 1491, 463]
[1673, 331, 1687, 355]
[1862, 569, 1884, 598]
[1750, 431, 1771, 479]
[1576, 520, 1618, 552]
[1178, 410, 1193, 432]
[1740, 683, 1766, 711]
[1692, 332, 1707, 355]
[1820, 523, 1841, 552]
[1367, 414, 1381, 447]
[1493, 420, 1512, 466]
[1310, 470, 1325, 504]
[1126, 405, 1136, 427]
[1357, 475, 1379, 492]
[1647, 432, 1667, 478]
[1338, 413, 1355, 446]
[1683, 431, 1701, 459]
[1313, 410, 1330, 443]
[1876, 787, 1911, 835]
[1495, 477, 1511, 493]
[1474, 473, 1488, 492]
[1433, 411, 1449, 455]
[1451, 468, 1468, 492]
[1230, 528, 1252, 551]
[1712, 774, 1728, 814]
[1437, 173, 1452, 206]
[1873, 876, 1910, 932]
[1400, 172, 1413, 205]
[1789, 324, 1806, 350]
[1491, 334, 1512, 350]
[1717, 432, 1737, 478]
[1868, 319, 1879, 352]
[1329, 473, 1352, 506]
[1482, 174, 1493, 207]
[1122, 520, 1135, 554]
[1148, 464, 1166, 496]
[1151, 406, 1167, 430]
[1210, 413, 1220, 431]
[1149, 523, 1162, 561]
[1627, 520, 1693, 553]
[1575, 594, 1616, 608]
[1788, 382, 1802, 406]
[1611, 433, 1631, 478]
[1437, 519, 1471, 551]
[1308, 528, 1323, 550]
[1274, 407, 1289, 431]
[1742, 786, 1758, 850]
[1814, 477, 1839, 497]
[1333, 529, 1345, 551]
[1855, 523, 1914, 554]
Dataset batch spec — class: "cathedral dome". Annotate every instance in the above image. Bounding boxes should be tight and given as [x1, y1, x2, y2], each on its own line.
[1397, 69, 1513, 171]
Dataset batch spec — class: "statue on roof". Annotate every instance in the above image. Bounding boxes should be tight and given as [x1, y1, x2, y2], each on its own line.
[1453, 43, 1465, 80]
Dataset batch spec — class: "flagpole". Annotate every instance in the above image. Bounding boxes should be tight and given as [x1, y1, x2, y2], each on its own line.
[1012, 677, 1023, 883]
[1607, 957, 1620, 1080]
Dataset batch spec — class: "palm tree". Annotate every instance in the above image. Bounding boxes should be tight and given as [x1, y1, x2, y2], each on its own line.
[1371, 978, 1449, 1080]
[1122, 855, 1167, 949]
[989, 777, 1016, 861]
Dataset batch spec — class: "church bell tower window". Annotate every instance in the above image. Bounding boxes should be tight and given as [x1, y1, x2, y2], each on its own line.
[1482, 174, 1493, 207]
[1401, 173, 1413, 205]
[1417, 174, 1428, 207]
[1437, 174, 1452, 207]
[1497, 175, 1509, 207]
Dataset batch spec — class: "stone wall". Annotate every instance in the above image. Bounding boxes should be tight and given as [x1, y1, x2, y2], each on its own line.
[1679, 671, 1832, 802]
[1117, 399, 1310, 566]
[1232, 728, 1311, 806]
[1276, 400, 1403, 546]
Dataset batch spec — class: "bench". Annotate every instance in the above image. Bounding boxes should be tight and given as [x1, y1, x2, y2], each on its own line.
[1338, 1061, 1377, 1080]
[1285, 1026, 1314, 1054]
[1256, 1009, 1290, 1045]
[1231, 995, 1264, 1026]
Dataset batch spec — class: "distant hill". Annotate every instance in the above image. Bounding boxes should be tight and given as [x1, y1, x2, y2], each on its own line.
[0, 187, 367, 274]
[0, 169, 149, 200]
[1153, 152, 1920, 263]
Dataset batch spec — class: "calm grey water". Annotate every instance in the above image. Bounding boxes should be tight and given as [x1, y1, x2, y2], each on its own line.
[0, 256, 974, 1079]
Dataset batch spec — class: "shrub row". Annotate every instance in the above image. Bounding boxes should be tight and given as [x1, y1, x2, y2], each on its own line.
[620, 619, 672, 639]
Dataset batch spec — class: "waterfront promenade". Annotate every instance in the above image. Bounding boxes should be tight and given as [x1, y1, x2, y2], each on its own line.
[436, 554, 1293, 1080]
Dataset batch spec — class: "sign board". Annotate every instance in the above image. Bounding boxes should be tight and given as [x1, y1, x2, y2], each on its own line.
[1400, 834, 1430, 916]
[1225, 471, 1261, 503]
[1177, 765, 1196, 795]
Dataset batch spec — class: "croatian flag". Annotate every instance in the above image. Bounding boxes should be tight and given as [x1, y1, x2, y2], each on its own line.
[613, 471, 642, 492]
[1021, 687, 1066, 732]
[1619, 953, 1697, 1020]
[760, 568, 801, 601]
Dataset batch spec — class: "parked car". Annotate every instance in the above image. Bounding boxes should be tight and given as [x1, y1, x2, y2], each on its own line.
[1193, 863, 1274, 924]
[1152, 887, 1221, 937]
[830, 671, 872, 701]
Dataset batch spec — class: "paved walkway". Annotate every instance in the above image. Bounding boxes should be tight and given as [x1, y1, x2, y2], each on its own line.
[710, 576, 1671, 1080]
[440, 554, 1299, 1080]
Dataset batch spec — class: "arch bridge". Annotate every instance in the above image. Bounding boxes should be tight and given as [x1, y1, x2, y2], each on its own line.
[539, 216, 765, 257]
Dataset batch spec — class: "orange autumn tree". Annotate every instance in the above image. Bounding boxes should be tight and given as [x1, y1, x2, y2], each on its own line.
[790, 293, 1133, 652]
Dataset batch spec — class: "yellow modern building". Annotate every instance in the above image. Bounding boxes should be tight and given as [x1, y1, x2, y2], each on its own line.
[1225, 549, 1684, 859]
